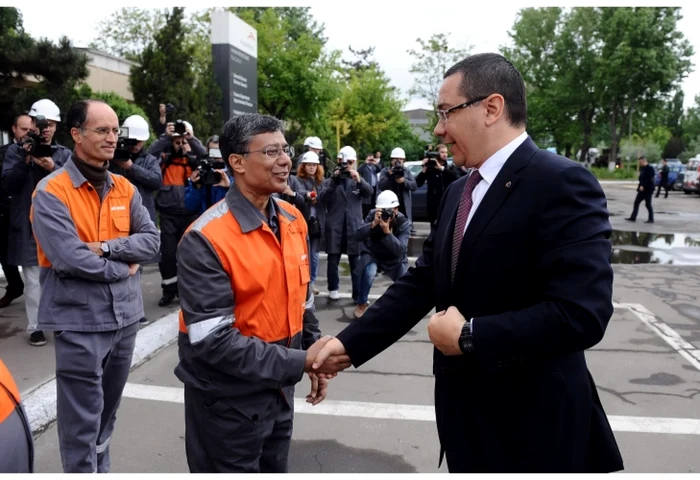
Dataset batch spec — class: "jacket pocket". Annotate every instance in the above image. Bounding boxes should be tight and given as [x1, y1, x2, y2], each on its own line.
[112, 216, 130, 237]
[50, 277, 89, 307]
[155, 186, 184, 210]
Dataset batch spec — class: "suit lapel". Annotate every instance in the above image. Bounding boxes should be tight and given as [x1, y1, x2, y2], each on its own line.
[454, 138, 538, 283]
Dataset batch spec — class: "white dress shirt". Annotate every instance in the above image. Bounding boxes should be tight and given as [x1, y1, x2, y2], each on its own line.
[461, 131, 528, 338]
[463, 131, 529, 234]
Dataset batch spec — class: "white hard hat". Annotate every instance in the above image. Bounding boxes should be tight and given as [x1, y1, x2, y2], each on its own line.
[338, 145, 357, 161]
[390, 147, 406, 159]
[304, 136, 323, 149]
[29, 99, 61, 122]
[183, 121, 193, 136]
[375, 190, 400, 209]
[300, 151, 320, 164]
[121, 115, 150, 141]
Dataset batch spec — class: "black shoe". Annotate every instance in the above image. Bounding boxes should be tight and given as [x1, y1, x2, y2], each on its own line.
[0, 289, 23, 308]
[139, 317, 151, 326]
[158, 292, 177, 307]
[29, 331, 47, 347]
[625, 217, 636, 222]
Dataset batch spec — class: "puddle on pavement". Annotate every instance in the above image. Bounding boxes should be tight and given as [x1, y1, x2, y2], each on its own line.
[405, 230, 700, 265]
[611, 230, 700, 265]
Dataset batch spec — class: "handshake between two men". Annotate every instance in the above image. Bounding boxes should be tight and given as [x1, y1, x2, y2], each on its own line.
[302, 306, 470, 403]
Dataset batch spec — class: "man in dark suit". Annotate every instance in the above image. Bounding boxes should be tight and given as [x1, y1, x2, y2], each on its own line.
[655, 158, 669, 199]
[626, 156, 655, 223]
[310, 53, 623, 473]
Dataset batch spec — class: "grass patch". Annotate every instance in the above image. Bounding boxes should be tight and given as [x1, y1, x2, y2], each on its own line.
[590, 167, 639, 180]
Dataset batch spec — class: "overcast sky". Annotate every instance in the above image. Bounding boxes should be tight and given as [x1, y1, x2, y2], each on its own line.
[11, 0, 700, 111]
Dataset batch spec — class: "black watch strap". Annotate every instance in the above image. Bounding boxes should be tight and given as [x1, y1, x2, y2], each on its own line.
[458, 320, 474, 354]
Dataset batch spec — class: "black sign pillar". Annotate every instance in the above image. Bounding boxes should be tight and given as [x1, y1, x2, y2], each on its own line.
[211, 11, 258, 122]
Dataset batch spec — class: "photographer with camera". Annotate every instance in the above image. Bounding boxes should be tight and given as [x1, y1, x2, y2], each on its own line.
[415, 143, 461, 226]
[352, 190, 411, 318]
[185, 135, 232, 215]
[378, 147, 417, 233]
[2, 99, 71, 346]
[319, 146, 373, 301]
[153, 121, 201, 307]
[0, 114, 34, 309]
[358, 153, 382, 218]
[294, 151, 327, 295]
[147, 118, 207, 159]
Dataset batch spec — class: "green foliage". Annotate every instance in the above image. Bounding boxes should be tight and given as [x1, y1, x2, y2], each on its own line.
[589, 167, 639, 180]
[0, 7, 89, 132]
[89, 8, 167, 62]
[679, 135, 700, 162]
[620, 134, 663, 163]
[129, 7, 222, 142]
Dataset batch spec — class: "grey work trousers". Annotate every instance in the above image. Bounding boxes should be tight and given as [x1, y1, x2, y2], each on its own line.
[184, 387, 294, 473]
[54, 322, 138, 473]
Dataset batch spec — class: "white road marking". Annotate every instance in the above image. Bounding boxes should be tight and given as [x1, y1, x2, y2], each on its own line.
[618, 303, 700, 373]
[121, 382, 700, 436]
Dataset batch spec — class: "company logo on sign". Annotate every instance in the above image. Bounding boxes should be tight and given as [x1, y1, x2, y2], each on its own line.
[247, 32, 255, 41]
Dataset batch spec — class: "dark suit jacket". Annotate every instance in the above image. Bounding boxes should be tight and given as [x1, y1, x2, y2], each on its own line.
[638, 164, 656, 192]
[335, 137, 624, 473]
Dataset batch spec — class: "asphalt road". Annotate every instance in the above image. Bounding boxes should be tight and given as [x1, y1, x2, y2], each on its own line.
[3, 182, 700, 473]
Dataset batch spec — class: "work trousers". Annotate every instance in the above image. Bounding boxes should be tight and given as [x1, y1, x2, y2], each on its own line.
[158, 213, 197, 295]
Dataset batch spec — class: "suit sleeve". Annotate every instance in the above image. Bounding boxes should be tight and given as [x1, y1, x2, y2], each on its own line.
[124, 155, 162, 191]
[471, 164, 614, 366]
[335, 183, 455, 367]
[105, 185, 161, 263]
[380, 218, 411, 258]
[177, 230, 307, 388]
[404, 169, 417, 191]
[30, 189, 131, 282]
[357, 178, 373, 198]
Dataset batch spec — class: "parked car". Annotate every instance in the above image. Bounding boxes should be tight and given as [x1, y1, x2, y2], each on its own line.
[655, 159, 685, 191]
[682, 157, 700, 194]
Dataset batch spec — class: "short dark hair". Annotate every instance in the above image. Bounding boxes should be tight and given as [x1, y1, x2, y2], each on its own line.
[639, 155, 647, 160]
[12, 114, 31, 127]
[206, 135, 220, 147]
[65, 100, 108, 130]
[444, 53, 527, 128]
[220, 113, 285, 167]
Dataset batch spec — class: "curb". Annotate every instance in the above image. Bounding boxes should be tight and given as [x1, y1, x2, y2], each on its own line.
[21, 310, 181, 437]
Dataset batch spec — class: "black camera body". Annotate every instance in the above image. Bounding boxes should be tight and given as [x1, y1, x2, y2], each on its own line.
[197, 157, 226, 186]
[424, 144, 441, 160]
[113, 127, 140, 161]
[165, 103, 175, 123]
[334, 154, 352, 180]
[380, 208, 393, 221]
[391, 164, 405, 179]
[426, 158, 439, 169]
[23, 115, 55, 158]
[173, 119, 187, 136]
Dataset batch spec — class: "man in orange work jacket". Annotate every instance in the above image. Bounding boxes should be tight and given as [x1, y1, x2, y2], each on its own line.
[30, 100, 161, 473]
[174, 113, 351, 473]
[0, 359, 33, 473]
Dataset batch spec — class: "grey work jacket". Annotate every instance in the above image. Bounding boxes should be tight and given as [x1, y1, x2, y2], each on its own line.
[318, 175, 373, 255]
[30, 158, 161, 332]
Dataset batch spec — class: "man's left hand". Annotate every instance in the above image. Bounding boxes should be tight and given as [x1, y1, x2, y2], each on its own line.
[306, 372, 328, 406]
[350, 170, 361, 183]
[396, 176, 405, 184]
[85, 242, 103, 256]
[33, 156, 55, 172]
[427, 306, 466, 356]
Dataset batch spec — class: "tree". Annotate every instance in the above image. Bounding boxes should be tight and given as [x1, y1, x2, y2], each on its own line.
[0, 7, 89, 131]
[342, 46, 379, 72]
[129, 7, 221, 141]
[89, 8, 167, 62]
[595, 7, 694, 168]
[407, 33, 470, 140]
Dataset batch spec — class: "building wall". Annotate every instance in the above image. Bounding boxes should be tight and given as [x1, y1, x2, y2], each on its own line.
[403, 109, 432, 143]
[75, 48, 138, 102]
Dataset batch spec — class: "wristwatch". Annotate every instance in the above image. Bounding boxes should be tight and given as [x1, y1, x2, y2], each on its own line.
[458, 319, 474, 354]
[100, 242, 111, 258]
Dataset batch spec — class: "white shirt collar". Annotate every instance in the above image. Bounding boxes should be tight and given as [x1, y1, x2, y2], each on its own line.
[477, 131, 529, 185]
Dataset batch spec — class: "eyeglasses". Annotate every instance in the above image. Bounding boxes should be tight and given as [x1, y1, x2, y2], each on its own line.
[436, 96, 489, 123]
[81, 127, 121, 139]
[242, 145, 295, 160]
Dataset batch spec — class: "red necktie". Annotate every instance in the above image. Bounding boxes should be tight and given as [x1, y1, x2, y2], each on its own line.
[451, 170, 482, 282]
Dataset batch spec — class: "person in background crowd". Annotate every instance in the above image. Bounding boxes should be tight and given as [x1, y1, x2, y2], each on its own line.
[0, 114, 33, 308]
[352, 190, 410, 319]
[415, 144, 461, 226]
[1, 99, 72, 346]
[295, 151, 327, 295]
[626, 155, 656, 224]
[378, 147, 418, 234]
[358, 153, 383, 218]
[185, 135, 232, 215]
[319, 146, 373, 302]
[655, 158, 670, 199]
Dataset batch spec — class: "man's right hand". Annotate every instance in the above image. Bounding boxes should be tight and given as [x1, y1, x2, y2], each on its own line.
[311, 337, 350, 379]
[371, 210, 382, 228]
[128, 264, 140, 276]
[305, 336, 351, 375]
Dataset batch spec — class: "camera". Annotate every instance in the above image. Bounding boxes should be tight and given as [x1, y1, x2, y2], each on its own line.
[23, 115, 55, 158]
[197, 150, 226, 186]
[113, 127, 139, 161]
[380, 208, 393, 221]
[165, 103, 175, 123]
[391, 164, 405, 179]
[334, 153, 352, 180]
[173, 119, 188, 136]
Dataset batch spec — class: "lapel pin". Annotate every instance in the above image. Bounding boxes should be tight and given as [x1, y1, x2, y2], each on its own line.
[505, 181, 512, 188]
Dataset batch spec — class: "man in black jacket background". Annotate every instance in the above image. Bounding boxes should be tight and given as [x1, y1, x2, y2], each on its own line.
[626, 155, 656, 223]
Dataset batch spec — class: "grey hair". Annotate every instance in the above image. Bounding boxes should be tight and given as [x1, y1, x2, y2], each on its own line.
[444, 53, 527, 128]
[220, 113, 285, 165]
